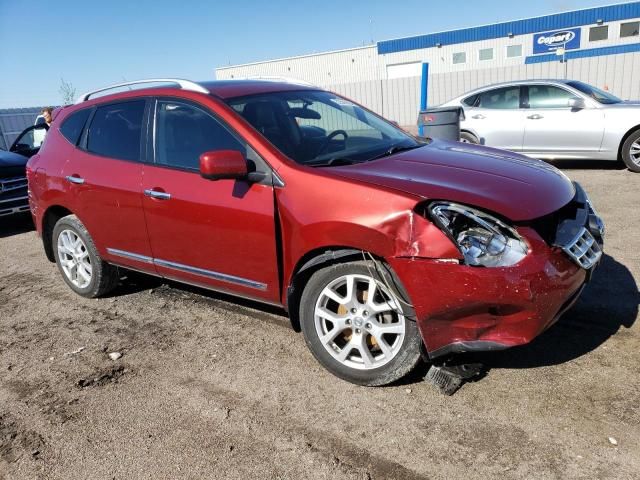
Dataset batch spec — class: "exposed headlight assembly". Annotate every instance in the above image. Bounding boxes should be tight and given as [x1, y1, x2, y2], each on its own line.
[429, 202, 528, 267]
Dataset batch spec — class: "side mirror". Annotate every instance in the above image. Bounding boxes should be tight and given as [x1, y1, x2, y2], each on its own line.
[199, 150, 248, 180]
[568, 97, 586, 110]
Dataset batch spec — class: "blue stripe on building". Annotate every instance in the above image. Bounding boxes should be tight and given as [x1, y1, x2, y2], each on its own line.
[525, 42, 640, 64]
[377, 2, 640, 54]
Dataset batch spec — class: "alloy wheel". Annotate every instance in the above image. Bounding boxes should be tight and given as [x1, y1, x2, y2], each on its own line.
[630, 140, 640, 166]
[314, 274, 406, 370]
[57, 229, 92, 289]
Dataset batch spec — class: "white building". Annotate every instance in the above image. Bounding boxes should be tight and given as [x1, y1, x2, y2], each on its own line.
[216, 2, 640, 131]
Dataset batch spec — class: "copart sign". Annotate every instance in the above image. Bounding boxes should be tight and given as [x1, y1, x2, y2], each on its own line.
[533, 28, 581, 54]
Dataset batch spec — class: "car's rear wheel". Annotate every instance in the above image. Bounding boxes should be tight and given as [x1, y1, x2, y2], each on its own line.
[299, 261, 422, 386]
[621, 130, 640, 172]
[460, 131, 479, 144]
[52, 215, 119, 298]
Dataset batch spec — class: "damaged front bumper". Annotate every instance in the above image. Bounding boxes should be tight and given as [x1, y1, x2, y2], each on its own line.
[389, 182, 604, 359]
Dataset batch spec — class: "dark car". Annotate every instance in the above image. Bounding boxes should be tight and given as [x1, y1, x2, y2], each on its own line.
[27, 79, 604, 386]
[1, 123, 48, 217]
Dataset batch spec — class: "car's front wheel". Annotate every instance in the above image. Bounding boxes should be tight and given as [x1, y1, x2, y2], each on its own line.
[621, 129, 640, 172]
[52, 215, 119, 298]
[299, 261, 422, 386]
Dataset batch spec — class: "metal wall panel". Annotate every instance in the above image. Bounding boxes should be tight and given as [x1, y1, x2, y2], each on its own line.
[216, 46, 379, 87]
[0, 108, 42, 150]
[381, 76, 422, 126]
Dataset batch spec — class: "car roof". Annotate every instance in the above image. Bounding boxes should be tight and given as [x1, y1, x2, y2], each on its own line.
[199, 80, 318, 99]
[72, 79, 318, 107]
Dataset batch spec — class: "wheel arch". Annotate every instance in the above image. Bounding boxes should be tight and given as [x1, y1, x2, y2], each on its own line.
[460, 129, 480, 143]
[286, 246, 379, 332]
[617, 124, 640, 161]
[41, 205, 74, 262]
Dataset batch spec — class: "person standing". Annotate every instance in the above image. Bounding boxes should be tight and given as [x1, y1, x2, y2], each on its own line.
[41, 107, 53, 126]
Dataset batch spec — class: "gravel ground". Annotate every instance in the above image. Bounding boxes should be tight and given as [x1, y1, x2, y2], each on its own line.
[1, 162, 638, 480]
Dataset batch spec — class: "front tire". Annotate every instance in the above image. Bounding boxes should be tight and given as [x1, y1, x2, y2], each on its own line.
[621, 130, 640, 172]
[52, 215, 119, 298]
[299, 261, 422, 386]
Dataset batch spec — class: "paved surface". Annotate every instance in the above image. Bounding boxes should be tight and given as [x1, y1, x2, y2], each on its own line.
[1, 162, 638, 479]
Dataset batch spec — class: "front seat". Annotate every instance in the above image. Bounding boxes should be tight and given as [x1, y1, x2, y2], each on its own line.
[242, 101, 297, 157]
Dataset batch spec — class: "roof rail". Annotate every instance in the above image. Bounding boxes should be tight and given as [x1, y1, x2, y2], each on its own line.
[242, 75, 315, 87]
[75, 78, 209, 104]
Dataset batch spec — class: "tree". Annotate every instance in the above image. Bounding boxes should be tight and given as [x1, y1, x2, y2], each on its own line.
[59, 78, 77, 105]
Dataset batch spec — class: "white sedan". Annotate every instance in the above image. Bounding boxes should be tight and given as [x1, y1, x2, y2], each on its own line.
[441, 79, 640, 172]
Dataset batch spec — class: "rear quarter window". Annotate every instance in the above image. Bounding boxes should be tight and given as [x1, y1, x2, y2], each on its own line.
[462, 94, 479, 107]
[60, 109, 91, 146]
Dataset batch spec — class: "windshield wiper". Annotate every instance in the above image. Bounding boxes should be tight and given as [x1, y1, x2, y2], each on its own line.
[369, 144, 422, 161]
[307, 157, 361, 167]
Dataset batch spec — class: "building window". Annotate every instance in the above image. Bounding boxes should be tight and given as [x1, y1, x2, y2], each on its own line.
[452, 52, 466, 64]
[589, 25, 608, 41]
[479, 48, 494, 61]
[620, 21, 639, 38]
[506, 45, 522, 58]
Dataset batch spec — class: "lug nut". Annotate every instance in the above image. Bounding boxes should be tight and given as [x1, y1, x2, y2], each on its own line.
[355, 328, 361, 334]
[345, 319, 351, 325]
[350, 308, 357, 314]
[365, 323, 372, 329]
[363, 310, 369, 316]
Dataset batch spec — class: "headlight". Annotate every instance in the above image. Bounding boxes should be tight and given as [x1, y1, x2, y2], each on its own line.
[428, 202, 528, 267]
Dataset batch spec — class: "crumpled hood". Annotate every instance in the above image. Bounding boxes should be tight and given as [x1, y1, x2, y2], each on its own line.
[0, 149, 28, 168]
[330, 139, 576, 221]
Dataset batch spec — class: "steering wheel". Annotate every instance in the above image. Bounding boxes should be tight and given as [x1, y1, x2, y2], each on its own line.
[317, 130, 349, 155]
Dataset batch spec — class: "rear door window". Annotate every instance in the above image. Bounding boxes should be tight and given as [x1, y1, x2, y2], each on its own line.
[477, 86, 521, 109]
[86, 100, 145, 161]
[60, 108, 91, 146]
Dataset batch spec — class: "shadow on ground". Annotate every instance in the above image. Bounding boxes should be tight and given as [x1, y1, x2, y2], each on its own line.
[0, 213, 34, 238]
[112, 253, 637, 384]
[113, 270, 290, 324]
[550, 159, 626, 171]
[477, 253, 638, 369]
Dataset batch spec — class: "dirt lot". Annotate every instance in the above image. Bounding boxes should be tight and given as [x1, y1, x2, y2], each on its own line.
[1, 162, 638, 480]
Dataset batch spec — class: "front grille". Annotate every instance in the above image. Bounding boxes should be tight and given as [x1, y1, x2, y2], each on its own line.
[562, 227, 602, 269]
[528, 182, 604, 270]
[0, 176, 28, 195]
[0, 175, 29, 216]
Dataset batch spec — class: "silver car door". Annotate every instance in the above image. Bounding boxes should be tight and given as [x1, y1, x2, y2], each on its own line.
[460, 85, 525, 151]
[522, 84, 605, 156]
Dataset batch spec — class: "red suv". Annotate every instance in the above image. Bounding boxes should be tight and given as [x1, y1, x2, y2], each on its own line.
[27, 79, 604, 386]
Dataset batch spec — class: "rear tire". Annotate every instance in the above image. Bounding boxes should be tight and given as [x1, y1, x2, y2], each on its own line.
[52, 215, 119, 298]
[621, 130, 640, 172]
[299, 260, 422, 386]
[460, 131, 479, 144]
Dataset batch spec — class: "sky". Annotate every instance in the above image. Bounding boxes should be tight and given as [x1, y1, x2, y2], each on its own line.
[0, 0, 629, 108]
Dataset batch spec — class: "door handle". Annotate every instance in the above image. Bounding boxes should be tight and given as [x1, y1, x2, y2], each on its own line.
[527, 114, 544, 120]
[65, 175, 85, 184]
[144, 189, 171, 200]
[472, 114, 486, 119]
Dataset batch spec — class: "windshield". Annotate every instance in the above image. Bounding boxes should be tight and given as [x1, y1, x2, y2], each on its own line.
[567, 81, 622, 104]
[226, 90, 422, 166]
